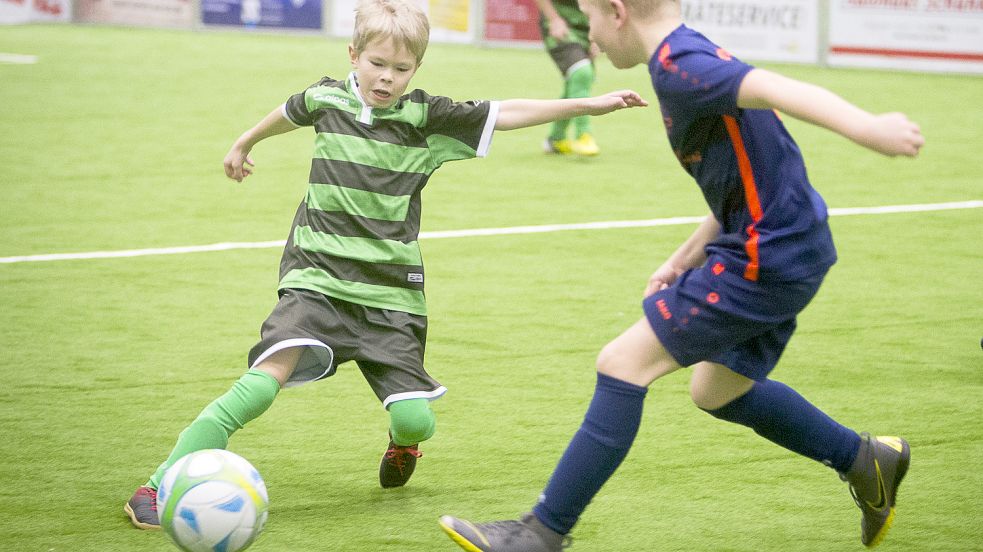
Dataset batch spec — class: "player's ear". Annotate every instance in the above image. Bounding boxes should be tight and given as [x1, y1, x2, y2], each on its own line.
[613, 0, 627, 25]
[348, 43, 358, 66]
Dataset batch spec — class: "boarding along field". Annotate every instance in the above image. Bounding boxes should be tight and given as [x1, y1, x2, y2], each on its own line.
[0, 24, 981, 552]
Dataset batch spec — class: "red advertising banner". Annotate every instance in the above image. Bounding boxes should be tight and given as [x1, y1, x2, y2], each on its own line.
[484, 0, 540, 42]
[75, 0, 194, 28]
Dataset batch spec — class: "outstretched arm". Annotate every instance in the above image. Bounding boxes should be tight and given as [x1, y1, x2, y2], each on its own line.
[644, 213, 720, 297]
[223, 106, 300, 182]
[737, 68, 924, 157]
[495, 90, 647, 131]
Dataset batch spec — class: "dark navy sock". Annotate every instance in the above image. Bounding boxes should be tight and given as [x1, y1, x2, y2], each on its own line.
[703, 379, 861, 473]
[533, 373, 648, 535]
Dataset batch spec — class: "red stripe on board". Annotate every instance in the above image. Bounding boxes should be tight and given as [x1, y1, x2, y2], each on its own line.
[830, 46, 983, 62]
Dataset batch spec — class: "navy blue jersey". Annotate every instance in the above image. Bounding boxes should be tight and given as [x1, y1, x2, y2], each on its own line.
[649, 25, 836, 281]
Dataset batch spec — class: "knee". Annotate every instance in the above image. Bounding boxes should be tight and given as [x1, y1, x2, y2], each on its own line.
[595, 341, 655, 383]
[689, 380, 718, 411]
[689, 375, 754, 411]
[595, 340, 625, 377]
[567, 62, 595, 89]
[388, 399, 436, 445]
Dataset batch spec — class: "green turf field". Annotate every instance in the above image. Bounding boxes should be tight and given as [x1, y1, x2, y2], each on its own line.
[1, 24, 981, 552]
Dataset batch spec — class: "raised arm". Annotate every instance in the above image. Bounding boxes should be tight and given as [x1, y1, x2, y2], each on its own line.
[737, 68, 924, 157]
[223, 106, 300, 182]
[495, 90, 647, 131]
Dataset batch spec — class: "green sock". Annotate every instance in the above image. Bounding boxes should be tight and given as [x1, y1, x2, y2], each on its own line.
[566, 63, 595, 137]
[146, 369, 280, 489]
[549, 112, 571, 142]
[388, 398, 436, 446]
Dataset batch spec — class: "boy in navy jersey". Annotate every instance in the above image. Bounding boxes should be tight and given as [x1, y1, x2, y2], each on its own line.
[124, 0, 646, 531]
[440, 0, 924, 550]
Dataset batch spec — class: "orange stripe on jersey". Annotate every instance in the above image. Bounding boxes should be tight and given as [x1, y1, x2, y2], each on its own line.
[723, 115, 762, 281]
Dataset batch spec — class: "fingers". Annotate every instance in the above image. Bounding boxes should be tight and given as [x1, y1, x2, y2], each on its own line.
[225, 156, 255, 182]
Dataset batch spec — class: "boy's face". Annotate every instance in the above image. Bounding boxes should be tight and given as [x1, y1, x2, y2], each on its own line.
[579, 0, 635, 69]
[349, 37, 420, 109]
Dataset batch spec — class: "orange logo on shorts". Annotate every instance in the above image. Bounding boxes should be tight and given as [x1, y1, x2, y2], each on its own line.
[656, 299, 672, 320]
[706, 292, 720, 304]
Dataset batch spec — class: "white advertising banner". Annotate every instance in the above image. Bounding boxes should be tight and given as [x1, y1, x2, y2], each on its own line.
[829, 0, 983, 74]
[0, 0, 71, 24]
[680, 0, 820, 63]
[332, 0, 474, 43]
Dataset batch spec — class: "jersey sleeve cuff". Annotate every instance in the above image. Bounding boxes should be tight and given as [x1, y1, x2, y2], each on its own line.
[476, 100, 500, 158]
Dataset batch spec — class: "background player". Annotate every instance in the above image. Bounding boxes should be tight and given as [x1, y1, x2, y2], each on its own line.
[536, 0, 601, 156]
[440, 0, 923, 550]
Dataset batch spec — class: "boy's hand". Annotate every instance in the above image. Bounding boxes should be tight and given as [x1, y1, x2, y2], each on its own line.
[548, 17, 570, 41]
[586, 90, 649, 115]
[860, 112, 924, 157]
[224, 145, 255, 182]
[644, 265, 683, 298]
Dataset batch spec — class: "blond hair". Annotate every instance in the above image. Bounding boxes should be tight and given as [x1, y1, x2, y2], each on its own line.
[581, 0, 677, 18]
[352, 0, 430, 64]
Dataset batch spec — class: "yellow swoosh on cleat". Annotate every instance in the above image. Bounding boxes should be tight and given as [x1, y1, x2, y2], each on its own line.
[866, 460, 888, 510]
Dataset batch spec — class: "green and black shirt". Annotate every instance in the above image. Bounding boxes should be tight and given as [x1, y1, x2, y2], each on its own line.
[278, 72, 498, 316]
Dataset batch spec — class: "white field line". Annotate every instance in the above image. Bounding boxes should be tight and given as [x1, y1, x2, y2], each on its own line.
[0, 53, 38, 64]
[1, 200, 980, 265]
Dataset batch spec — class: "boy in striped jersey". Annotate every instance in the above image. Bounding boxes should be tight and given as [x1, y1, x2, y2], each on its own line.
[439, 0, 924, 550]
[124, 0, 645, 530]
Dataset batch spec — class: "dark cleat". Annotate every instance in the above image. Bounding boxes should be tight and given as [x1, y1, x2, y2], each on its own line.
[124, 486, 160, 530]
[439, 512, 569, 551]
[379, 438, 422, 488]
[842, 433, 910, 547]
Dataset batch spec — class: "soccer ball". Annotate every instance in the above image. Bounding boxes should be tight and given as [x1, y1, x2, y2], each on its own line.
[157, 449, 269, 552]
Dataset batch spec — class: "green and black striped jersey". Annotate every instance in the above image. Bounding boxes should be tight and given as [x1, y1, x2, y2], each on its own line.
[277, 72, 498, 316]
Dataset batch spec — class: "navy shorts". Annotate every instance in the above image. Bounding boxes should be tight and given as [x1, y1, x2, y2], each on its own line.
[642, 257, 827, 380]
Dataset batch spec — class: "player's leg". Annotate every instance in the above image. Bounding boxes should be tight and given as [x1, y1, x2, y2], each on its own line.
[694, 358, 909, 546]
[379, 397, 435, 488]
[694, 358, 861, 471]
[565, 61, 599, 156]
[691, 298, 908, 547]
[542, 43, 591, 154]
[440, 318, 681, 551]
[531, 318, 679, 531]
[355, 305, 445, 488]
[124, 347, 297, 530]
[125, 289, 341, 530]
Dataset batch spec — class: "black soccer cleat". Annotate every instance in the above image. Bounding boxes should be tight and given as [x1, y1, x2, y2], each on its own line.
[379, 438, 422, 488]
[124, 486, 161, 530]
[842, 433, 910, 547]
[439, 512, 570, 552]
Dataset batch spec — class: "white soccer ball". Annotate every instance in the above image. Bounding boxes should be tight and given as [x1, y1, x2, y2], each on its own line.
[157, 449, 269, 552]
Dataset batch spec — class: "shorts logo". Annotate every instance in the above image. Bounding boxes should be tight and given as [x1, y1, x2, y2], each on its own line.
[656, 299, 672, 320]
[407, 273, 423, 283]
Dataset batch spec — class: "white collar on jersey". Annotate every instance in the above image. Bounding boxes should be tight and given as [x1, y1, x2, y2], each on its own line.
[346, 72, 374, 125]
